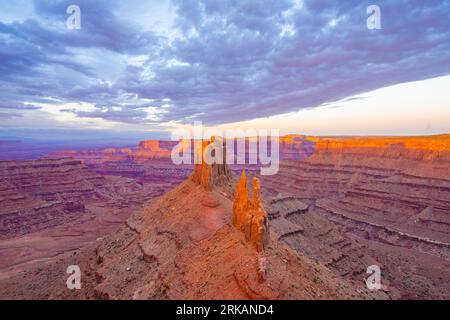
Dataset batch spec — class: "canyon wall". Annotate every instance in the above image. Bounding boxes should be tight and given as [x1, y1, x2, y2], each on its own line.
[0, 158, 143, 238]
[261, 135, 450, 261]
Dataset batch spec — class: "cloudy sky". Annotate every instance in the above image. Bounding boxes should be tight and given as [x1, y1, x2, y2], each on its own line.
[1, 0, 449, 142]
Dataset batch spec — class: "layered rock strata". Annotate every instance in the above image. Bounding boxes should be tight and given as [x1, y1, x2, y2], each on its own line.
[258, 135, 450, 298]
[0, 158, 143, 238]
[260, 136, 450, 260]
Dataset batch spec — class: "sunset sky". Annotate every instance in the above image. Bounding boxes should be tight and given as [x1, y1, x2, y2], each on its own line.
[1, 0, 449, 143]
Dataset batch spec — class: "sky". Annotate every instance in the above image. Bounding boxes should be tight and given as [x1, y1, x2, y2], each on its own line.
[0, 0, 449, 143]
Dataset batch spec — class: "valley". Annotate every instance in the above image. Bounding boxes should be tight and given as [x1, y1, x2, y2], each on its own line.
[0, 134, 449, 299]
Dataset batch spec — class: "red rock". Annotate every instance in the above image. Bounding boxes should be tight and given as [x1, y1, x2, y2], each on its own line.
[2, 134, 449, 300]
[190, 137, 233, 191]
[232, 172, 269, 252]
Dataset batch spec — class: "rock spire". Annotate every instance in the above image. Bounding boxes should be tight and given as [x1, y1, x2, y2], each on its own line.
[232, 171, 269, 252]
[190, 137, 233, 191]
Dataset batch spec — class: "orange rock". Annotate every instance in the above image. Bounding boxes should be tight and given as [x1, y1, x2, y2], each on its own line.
[232, 172, 269, 252]
[191, 137, 233, 191]
[251, 177, 262, 210]
[138, 140, 161, 150]
[312, 135, 450, 152]
[191, 140, 213, 190]
[232, 170, 249, 230]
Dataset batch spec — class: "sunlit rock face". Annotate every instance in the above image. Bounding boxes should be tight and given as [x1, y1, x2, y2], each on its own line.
[233, 171, 249, 231]
[134, 140, 175, 161]
[260, 135, 450, 261]
[190, 138, 270, 252]
[190, 138, 233, 191]
[233, 171, 269, 252]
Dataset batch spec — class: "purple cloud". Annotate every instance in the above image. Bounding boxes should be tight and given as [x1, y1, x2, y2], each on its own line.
[0, 0, 449, 126]
[0, 112, 23, 119]
[0, 102, 41, 110]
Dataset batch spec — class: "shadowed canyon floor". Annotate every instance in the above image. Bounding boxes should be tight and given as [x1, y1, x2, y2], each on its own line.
[0, 135, 449, 299]
[0, 158, 174, 280]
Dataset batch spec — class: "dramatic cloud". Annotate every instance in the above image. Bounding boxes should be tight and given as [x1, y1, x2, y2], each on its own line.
[0, 102, 41, 110]
[0, 0, 449, 126]
[0, 112, 23, 119]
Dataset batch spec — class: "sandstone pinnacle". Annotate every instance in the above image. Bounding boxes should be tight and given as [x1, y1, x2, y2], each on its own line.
[190, 137, 233, 191]
[232, 171, 269, 252]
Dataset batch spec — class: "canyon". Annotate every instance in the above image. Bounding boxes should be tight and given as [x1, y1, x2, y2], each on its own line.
[0, 158, 171, 279]
[260, 135, 450, 298]
[0, 134, 449, 299]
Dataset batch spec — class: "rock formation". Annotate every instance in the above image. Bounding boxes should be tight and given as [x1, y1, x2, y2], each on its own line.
[134, 140, 175, 161]
[190, 137, 233, 191]
[233, 171, 269, 252]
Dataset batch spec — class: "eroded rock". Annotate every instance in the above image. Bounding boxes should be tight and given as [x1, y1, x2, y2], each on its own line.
[233, 171, 269, 252]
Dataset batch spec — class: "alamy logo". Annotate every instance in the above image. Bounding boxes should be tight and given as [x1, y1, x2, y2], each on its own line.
[366, 265, 381, 290]
[66, 5, 81, 30]
[171, 122, 280, 175]
[367, 5, 381, 30]
[66, 265, 81, 290]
